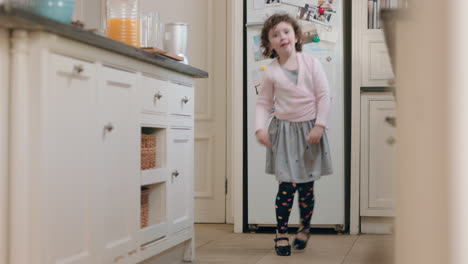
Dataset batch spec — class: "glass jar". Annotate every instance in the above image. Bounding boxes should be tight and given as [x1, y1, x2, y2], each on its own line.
[106, 0, 139, 47]
[139, 12, 157, 48]
[163, 22, 189, 63]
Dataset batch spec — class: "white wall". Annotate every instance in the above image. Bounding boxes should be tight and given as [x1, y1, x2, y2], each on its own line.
[82, 0, 102, 31]
[75, 0, 102, 32]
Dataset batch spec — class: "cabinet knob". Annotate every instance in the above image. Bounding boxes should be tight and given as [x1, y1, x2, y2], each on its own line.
[72, 65, 84, 75]
[104, 123, 114, 132]
[172, 170, 180, 177]
[154, 91, 163, 100]
[113, 255, 125, 263]
[386, 136, 396, 146]
[385, 116, 396, 127]
[181, 96, 189, 104]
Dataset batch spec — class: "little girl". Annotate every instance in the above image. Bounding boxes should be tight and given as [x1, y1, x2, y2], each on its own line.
[255, 13, 333, 256]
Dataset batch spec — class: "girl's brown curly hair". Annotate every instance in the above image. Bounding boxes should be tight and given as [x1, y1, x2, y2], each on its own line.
[260, 13, 303, 59]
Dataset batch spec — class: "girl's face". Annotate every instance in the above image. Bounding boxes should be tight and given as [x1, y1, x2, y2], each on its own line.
[268, 21, 298, 58]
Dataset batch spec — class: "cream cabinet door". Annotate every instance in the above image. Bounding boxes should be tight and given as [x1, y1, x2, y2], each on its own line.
[361, 34, 394, 87]
[360, 94, 396, 217]
[168, 129, 194, 235]
[41, 54, 98, 264]
[96, 66, 140, 264]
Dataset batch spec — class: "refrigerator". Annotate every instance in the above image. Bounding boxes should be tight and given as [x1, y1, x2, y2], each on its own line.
[246, 0, 345, 230]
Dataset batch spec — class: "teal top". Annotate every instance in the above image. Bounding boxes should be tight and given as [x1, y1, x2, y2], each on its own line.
[280, 65, 298, 84]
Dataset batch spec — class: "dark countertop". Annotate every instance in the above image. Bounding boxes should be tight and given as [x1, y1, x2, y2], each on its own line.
[0, 4, 208, 78]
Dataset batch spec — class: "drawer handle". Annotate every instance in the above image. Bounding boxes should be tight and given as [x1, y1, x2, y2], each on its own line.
[128, 249, 138, 256]
[181, 96, 189, 104]
[104, 123, 114, 132]
[154, 92, 163, 100]
[386, 136, 396, 146]
[72, 65, 84, 75]
[106, 80, 131, 89]
[172, 170, 179, 177]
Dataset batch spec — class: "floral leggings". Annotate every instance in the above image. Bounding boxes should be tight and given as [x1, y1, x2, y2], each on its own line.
[276, 181, 315, 234]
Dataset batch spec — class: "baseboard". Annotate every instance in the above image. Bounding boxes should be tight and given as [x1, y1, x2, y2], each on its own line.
[138, 242, 187, 264]
[360, 216, 394, 234]
[138, 228, 194, 263]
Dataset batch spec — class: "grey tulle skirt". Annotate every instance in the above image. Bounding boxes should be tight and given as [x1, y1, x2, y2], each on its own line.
[266, 117, 333, 183]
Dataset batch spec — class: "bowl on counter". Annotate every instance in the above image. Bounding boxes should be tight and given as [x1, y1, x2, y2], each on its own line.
[30, 0, 75, 24]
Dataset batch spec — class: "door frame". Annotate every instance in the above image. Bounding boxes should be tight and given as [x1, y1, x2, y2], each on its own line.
[226, 0, 244, 232]
[0, 28, 10, 264]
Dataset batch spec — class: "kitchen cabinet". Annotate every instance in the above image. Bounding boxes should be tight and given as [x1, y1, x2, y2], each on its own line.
[350, 0, 398, 234]
[360, 94, 396, 217]
[97, 67, 140, 264]
[41, 54, 99, 264]
[138, 80, 195, 262]
[361, 34, 394, 86]
[3, 19, 203, 263]
[44, 54, 142, 264]
[354, 0, 394, 87]
[168, 129, 194, 236]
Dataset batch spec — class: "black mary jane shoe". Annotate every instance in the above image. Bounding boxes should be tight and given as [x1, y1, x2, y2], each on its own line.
[293, 229, 311, 250]
[274, 236, 291, 256]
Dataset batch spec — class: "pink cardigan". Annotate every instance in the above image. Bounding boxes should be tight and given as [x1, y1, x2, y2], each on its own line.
[255, 52, 331, 132]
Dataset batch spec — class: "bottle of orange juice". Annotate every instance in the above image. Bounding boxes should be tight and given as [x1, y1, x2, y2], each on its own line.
[106, 0, 140, 47]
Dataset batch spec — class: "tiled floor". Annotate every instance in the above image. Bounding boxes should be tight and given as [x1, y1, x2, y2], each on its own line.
[194, 224, 394, 264]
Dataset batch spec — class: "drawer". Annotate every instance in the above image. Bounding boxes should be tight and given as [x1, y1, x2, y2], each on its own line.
[102, 66, 137, 87]
[169, 116, 193, 128]
[141, 76, 168, 114]
[168, 82, 194, 116]
[51, 53, 95, 80]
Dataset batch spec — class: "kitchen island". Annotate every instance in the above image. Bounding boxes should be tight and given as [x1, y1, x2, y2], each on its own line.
[0, 4, 207, 264]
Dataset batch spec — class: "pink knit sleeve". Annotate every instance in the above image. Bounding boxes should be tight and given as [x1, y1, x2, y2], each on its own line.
[311, 58, 331, 127]
[255, 70, 274, 132]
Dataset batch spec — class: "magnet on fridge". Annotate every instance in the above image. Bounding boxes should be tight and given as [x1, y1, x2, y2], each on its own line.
[313, 35, 321, 43]
[260, 65, 267, 71]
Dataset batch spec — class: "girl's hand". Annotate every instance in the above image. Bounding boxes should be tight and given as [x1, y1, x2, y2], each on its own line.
[307, 126, 324, 144]
[256, 129, 273, 148]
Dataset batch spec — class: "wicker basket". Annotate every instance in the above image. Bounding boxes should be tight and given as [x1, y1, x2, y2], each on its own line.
[141, 133, 156, 170]
[140, 187, 150, 228]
